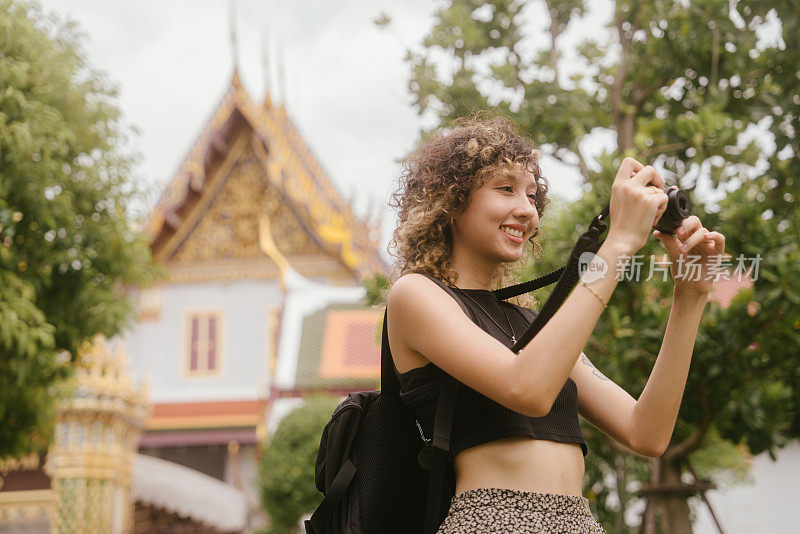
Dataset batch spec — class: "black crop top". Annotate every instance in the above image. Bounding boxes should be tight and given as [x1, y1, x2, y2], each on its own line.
[392, 287, 588, 457]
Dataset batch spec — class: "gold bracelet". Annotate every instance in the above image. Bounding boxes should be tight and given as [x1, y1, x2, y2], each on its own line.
[578, 279, 608, 309]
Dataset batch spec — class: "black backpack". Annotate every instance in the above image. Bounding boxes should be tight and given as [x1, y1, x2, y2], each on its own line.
[304, 275, 472, 534]
[304, 203, 613, 534]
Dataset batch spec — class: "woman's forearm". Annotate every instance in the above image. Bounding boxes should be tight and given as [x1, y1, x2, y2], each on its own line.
[513, 239, 631, 416]
[630, 287, 709, 454]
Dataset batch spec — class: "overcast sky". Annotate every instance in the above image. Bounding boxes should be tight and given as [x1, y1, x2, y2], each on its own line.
[38, 0, 625, 264]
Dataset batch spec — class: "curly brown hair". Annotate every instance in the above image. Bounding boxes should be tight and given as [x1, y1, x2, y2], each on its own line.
[386, 111, 551, 309]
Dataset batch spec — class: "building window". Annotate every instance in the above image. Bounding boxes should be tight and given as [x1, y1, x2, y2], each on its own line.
[137, 287, 162, 321]
[185, 312, 223, 376]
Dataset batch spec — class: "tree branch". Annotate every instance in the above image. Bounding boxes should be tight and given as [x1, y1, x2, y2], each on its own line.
[631, 82, 662, 108]
[639, 141, 691, 159]
[549, 145, 593, 184]
[610, 10, 630, 127]
[545, 3, 562, 90]
[710, 24, 719, 90]
[663, 418, 710, 459]
[574, 142, 594, 183]
[612, 10, 637, 151]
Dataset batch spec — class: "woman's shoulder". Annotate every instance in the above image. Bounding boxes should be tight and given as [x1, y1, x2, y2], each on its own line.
[388, 273, 424, 299]
[387, 273, 461, 327]
[389, 272, 447, 300]
[387, 273, 473, 375]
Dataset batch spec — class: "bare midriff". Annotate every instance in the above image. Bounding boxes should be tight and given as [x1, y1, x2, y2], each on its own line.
[391, 331, 586, 497]
[452, 435, 585, 496]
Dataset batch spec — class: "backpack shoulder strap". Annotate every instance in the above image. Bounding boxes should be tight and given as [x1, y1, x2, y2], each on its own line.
[380, 309, 401, 396]
[304, 458, 356, 534]
[381, 273, 475, 534]
[413, 274, 473, 534]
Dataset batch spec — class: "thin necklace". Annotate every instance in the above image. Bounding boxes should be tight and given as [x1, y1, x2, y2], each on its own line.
[451, 286, 516, 344]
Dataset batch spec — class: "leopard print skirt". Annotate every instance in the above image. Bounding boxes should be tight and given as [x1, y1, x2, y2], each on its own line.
[435, 487, 606, 534]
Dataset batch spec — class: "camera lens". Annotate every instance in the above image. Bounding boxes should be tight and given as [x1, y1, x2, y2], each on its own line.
[653, 186, 692, 234]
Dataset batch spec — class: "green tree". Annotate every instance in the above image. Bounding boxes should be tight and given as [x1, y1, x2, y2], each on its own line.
[259, 394, 342, 534]
[364, 272, 389, 308]
[380, 1, 799, 532]
[0, 0, 160, 457]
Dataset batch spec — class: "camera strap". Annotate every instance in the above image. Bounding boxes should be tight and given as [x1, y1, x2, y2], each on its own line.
[490, 203, 611, 353]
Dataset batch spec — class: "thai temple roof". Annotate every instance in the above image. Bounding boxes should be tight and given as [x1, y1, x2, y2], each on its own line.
[145, 70, 388, 284]
[293, 302, 383, 390]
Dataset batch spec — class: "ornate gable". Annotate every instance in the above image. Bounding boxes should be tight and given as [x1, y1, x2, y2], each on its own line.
[147, 71, 388, 285]
[168, 144, 330, 263]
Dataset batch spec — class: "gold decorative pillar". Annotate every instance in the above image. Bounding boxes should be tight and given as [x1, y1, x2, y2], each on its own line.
[44, 336, 149, 534]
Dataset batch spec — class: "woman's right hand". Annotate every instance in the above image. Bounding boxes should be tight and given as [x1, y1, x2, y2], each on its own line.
[606, 157, 670, 256]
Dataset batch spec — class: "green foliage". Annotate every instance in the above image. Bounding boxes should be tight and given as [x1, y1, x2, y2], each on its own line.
[363, 273, 389, 348]
[258, 394, 342, 534]
[373, 12, 391, 28]
[363, 272, 389, 308]
[0, 0, 162, 456]
[688, 427, 752, 490]
[380, 0, 800, 530]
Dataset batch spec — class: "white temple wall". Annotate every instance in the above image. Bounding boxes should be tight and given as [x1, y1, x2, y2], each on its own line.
[122, 279, 282, 403]
[694, 440, 799, 534]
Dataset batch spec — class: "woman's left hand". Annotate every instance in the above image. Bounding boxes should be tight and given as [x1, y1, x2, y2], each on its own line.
[652, 215, 727, 296]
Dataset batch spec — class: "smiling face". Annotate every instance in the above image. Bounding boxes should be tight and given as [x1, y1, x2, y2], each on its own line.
[451, 162, 540, 266]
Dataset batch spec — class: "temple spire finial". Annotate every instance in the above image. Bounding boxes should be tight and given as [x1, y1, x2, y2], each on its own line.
[229, 0, 240, 78]
[276, 37, 287, 110]
[261, 27, 272, 108]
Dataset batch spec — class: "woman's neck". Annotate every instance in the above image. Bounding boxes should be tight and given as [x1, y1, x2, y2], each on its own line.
[449, 248, 500, 290]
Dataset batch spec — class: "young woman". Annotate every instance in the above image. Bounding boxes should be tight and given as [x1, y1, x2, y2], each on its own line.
[385, 113, 726, 533]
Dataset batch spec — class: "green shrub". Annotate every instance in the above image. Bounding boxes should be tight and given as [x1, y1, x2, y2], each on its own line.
[258, 393, 342, 534]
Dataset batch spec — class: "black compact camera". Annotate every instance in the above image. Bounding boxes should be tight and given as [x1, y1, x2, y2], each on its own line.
[650, 184, 692, 235]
